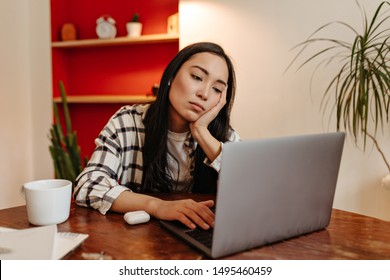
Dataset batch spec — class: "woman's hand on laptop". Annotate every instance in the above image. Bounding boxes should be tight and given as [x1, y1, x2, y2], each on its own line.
[111, 192, 214, 229]
[151, 199, 215, 230]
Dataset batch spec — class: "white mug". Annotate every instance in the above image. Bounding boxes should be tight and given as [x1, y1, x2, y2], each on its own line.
[23, 179, 72, 226]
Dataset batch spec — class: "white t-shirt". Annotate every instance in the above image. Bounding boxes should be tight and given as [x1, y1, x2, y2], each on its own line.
[167, 130, 193, 192]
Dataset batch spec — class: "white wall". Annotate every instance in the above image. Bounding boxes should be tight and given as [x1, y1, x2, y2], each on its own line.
[180, 0, 390, 220]
[0, 0, 52, 210]
[29, 1, 53, 182]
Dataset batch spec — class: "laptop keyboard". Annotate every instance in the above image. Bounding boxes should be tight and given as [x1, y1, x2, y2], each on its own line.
[185, 228, 214, 249]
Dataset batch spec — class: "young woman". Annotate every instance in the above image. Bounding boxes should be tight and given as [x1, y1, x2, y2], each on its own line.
[74, 42, 240, 230]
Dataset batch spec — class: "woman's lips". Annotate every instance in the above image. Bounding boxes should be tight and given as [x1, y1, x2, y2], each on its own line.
[189, 102, 204, 112]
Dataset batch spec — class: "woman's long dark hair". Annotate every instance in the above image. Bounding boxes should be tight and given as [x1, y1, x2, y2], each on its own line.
[142, 42, 236, 193]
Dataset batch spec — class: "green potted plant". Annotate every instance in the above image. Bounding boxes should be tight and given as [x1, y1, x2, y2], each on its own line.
[287, 1, 390, 188]
[49, 81, 88, 190]
[126, 12, 142, 37]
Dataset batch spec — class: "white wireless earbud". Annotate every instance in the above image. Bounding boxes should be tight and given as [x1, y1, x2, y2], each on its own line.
[124, 210, 150, 225]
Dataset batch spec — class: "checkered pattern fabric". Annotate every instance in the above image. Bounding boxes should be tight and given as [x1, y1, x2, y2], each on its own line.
[74, 104, 240, 214]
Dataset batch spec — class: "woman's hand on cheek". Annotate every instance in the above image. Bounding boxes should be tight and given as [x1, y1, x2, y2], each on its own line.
[188, 90, 226, 163]
[190, 90, 227, 132]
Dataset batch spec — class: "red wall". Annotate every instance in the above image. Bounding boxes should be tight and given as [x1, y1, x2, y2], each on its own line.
[50, 0, 178, 40]
[50, 0, 179, 161]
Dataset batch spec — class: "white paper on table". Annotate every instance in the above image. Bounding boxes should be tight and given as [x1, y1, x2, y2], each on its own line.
[0, 225, 88, 260]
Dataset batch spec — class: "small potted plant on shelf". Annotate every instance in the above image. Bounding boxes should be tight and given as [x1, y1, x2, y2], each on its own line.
[126, 13, 142, 37]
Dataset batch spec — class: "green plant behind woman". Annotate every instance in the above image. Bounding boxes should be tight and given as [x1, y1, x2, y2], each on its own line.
[49, 80, 88, 183]
[287, 1, 390, 172]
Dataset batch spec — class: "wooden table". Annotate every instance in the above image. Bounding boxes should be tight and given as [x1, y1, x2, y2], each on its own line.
[1, 194, 389, 259]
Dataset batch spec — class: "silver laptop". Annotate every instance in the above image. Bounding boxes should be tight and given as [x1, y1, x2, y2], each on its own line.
[160, 132, 345, 258]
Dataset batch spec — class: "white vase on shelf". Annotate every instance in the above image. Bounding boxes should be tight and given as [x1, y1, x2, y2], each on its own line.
[126, 22, 142, 37]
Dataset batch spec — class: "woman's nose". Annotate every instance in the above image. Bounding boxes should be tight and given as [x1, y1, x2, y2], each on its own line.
[196, 87, 209, 100]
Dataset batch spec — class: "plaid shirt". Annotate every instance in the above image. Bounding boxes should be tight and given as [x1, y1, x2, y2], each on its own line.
[74, 104, 240, 214]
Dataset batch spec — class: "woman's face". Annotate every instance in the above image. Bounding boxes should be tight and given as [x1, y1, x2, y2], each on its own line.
[168, 52, 229, 132]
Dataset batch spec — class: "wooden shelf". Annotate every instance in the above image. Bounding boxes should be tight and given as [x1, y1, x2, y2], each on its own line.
[53, 95, 156, 104]
[51, 33, 179, 48]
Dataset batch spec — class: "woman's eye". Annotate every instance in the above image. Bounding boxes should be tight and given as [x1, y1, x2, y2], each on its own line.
[213, 87, 223, 94]
[191, 74, 202, 81]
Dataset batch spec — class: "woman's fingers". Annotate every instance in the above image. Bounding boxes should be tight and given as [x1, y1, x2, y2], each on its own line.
[156, 199, 215, 230]
[175, 213, 197, 229]
[198, 200, 215, 226]
[191, 89, 228, 129]
[180, 207, 211, 230]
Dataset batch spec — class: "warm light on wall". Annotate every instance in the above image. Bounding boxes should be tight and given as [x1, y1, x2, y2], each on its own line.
[179, 0, 237, 48]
